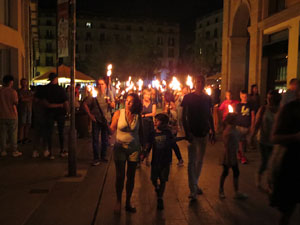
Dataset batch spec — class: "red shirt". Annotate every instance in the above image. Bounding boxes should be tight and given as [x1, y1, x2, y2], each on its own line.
[219, 99, 239, 121]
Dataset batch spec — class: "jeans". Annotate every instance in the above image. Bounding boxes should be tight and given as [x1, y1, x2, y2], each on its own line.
[188, 135, 207, 195]
[46, 113, 65, 155]
[0, 119, 18, 152]
[92, 121, 109, 160]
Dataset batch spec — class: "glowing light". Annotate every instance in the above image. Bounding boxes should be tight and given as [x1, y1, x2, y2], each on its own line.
[205, 87, 212, 96]
[107, 64, 112, 77]
[152, 79, 160, 90]
[137, 79, 143, 91]
[87, 85, 98, 98]
[148, 84, 151, 89]
[169, 77, 181, 91]
[107, 70, 112, 76]
[228, 104, 234, 113]
[186, 75, 193, 89]
[107, 64, 112, 70]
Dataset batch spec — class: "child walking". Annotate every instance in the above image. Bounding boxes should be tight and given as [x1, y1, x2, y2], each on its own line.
[219, 113, 248, 199]
[141, 113, 184, 210]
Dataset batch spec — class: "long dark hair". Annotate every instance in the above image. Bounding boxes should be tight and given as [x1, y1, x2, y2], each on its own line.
[127, 93, 142, 114]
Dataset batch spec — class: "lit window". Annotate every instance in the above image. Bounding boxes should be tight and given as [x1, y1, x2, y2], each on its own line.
[86, 22, 92, 28]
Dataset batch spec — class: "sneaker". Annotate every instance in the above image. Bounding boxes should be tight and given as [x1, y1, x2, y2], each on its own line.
[177, 159, 184, 167]
[219, 190, 226, 199]
[60, 151, 68, 158]
[241, 157, 248, 164]
[32, 151, 40, 158]
[43, 150, 50, 158]
[12, 151, 22, 157]
[1, 151, 8, 157]
[92, 160, 100, 166]
[234, 192, 248, 200]
[188, 193, 197, 201]
[157, 198, 164, 210]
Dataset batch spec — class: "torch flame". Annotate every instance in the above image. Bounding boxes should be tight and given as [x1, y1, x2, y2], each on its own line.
[137, 79, 143, 91]
[228, 104, 234, 113]
[169, 77, 181, 91]
[205, 87, 212, 96]
[107, 64, 112, 70]
[186, 75, 193, 89]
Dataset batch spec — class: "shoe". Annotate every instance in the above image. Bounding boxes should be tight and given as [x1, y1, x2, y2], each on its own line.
[60, 151, 68, 158]
[125, 205, 136, 213]
[197, 187, 203, 195]
[49, 155, 55, 160]
[157, 198, 164, 210]
[188, 193, 197, 201]
[241, 157, 248, 164]
[22, 138, 32, 144]
[234, 192, 248, 200]
[177, 159, 184, 167]
[92, 160, 100, 166]
[43, 150, 50, 158]
[12, 151, 22, 157]
[1, 151, 8, 157]
[32, 151, 40, 158]
[219, 190, 226, 199]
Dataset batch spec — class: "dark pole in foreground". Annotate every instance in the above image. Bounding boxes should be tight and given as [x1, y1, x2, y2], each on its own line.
[68, 0, 77, 176]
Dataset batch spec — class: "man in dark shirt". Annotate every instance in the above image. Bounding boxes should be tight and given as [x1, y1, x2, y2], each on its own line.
[40, 73, 69, 159]
[181, 75, 215, 201]
[236, 90, 255, 164]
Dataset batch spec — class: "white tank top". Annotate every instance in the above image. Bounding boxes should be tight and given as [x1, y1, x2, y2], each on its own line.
[116, 109, 140, 145]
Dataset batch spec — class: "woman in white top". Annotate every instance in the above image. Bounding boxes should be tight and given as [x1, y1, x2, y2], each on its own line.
[110, 93, 143, 214]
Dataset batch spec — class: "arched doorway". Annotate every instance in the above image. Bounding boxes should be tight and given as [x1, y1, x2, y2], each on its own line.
[228, 1, 251, 97]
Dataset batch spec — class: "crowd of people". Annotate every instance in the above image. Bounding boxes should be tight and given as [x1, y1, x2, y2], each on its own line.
[0, 73, 299, 224]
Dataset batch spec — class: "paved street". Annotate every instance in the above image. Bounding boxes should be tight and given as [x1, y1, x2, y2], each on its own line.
[94, 138, 300, 225]
[0, 132, 299, 225]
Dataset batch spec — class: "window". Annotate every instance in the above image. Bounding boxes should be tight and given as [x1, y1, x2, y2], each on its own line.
[206, 31, 210, 39]
[86, 32, 92, 40]
[85, 44, 92, 53]
[168, 37, 175, 46]
[158, 28, 162, 33]
[199, 24, 202, 29]
[46, 30, 53, 39]
[46, 43, 52, 52]
[169, 60, 173, 69]
[46, 20, 52, 26]
[46, 56, 53, 66]
[168, 48, 174, 58]
[139, 26, 144, 31]
[100, 24, 106, 29]
[199, 48, 202, 55]
[99, 33, 105, 41]
[157, 36, 163, 45]
[207, 21, 210, 26]
[86, 22, 92, 28]
[76, 44, 79, 53]
[114, 24, 119, 30]
[214, 42, 218, 50]
[269, 0, 285, 15]
[157, 48, 163, 57]
[126, 25, 131, 31]
[169, 29, 174, 33]
[215, 17, 219, 23]
[214, 29, 218, 38]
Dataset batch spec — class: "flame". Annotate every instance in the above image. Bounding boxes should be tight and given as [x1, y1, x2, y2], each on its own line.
[148, 84, 151, 89]
[137, 79, 143, 91]
[205, 87, 212, 96]
[107, 64, 112, 70]
[228, 104, 234, 113]
[152, 79, 160, 90]
[186, 75, 193, 89]
[107, 70, 112, 76]
[169, 76, 181, 91]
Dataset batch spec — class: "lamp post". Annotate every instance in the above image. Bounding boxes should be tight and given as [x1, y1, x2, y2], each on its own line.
[68, 0, 77, 176]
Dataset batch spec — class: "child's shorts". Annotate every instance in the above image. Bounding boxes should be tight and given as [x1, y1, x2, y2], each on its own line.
[236, 126, 250, 141]
[151, 165, 170, 182]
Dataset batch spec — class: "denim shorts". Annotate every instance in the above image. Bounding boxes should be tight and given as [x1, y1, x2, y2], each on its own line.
[113, 142, 140, 162]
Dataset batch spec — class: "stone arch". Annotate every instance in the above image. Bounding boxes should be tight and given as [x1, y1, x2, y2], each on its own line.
[228, 0, 251, 98]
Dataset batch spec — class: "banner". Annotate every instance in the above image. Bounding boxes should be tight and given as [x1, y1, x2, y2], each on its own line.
[57, 0, 69, 57]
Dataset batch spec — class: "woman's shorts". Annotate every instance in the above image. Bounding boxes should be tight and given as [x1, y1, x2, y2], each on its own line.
[151, 165, 170, 182]
[113, 142, 140, 162]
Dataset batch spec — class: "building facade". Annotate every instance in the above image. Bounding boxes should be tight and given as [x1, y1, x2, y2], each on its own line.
[0, 0, 32, 88]
[37, 10, 180, 79]
[195, 10, 223, 76]
[222, 0, 300, 100]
